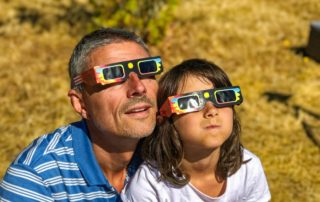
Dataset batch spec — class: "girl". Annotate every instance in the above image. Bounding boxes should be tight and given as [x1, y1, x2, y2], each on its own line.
[121, 59, 271, 201]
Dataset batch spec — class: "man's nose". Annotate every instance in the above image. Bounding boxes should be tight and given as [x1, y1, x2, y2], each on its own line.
[203, 101, 218, 118]
[126, 72, 147, 97]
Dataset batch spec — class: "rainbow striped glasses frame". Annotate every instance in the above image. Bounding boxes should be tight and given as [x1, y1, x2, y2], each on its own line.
[160, 86, 243, 117]
[73, 56, 163, 87]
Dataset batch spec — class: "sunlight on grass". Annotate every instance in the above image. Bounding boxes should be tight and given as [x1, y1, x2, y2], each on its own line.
[0, 0, 319, 201]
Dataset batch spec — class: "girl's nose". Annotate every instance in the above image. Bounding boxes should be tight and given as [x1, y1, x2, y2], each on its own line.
[203, 101, 218, 118]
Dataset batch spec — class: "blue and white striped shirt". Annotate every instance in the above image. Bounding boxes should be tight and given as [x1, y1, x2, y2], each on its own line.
[0, 120, 142, 201]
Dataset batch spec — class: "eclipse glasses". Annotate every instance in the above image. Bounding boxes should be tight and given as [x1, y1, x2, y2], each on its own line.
[73, 56, 163, 87]
[160, 86, 243, 117]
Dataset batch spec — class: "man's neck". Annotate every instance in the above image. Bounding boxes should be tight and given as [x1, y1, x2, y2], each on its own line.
[92, 141, 137, 193]
[86, 121, 140, 193]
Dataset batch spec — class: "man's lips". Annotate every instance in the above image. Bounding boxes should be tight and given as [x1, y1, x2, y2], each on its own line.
[125, 103, 152, 114]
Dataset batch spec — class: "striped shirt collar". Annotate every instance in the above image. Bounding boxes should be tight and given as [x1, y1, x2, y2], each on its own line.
[72, 120, 109, 187]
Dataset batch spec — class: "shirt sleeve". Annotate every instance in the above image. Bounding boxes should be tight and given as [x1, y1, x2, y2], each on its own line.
[0, 164, 54, 202]
[245, 157, 271, 202]
[121, 164, 165, 202]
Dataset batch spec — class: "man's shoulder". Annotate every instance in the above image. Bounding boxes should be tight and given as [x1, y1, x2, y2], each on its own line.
[12, 121, 84, 168]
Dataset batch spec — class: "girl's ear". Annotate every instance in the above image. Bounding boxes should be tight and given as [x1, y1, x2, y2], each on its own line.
[68, 89, 89, 119]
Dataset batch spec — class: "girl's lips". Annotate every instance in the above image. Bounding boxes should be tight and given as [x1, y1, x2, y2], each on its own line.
[205, 124, 220, 129]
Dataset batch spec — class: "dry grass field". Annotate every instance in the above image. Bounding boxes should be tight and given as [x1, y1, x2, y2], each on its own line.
[0, 0, 319, 201]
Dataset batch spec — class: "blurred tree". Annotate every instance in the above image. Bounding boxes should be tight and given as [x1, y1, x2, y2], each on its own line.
[1, 0, 177, 43]
[89, 0, 178, 44]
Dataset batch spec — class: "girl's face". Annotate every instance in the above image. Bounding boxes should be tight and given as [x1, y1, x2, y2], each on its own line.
[172, 75, 233, 153]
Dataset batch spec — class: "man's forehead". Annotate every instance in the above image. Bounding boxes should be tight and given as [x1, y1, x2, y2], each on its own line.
[87, 42, 150, 67]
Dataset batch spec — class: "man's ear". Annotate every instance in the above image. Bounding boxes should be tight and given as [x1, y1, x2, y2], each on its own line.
[68, 89, 89, 119]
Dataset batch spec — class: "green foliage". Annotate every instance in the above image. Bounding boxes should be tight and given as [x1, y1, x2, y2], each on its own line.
[0, 0, 178, 43]
[89, 0, 178, 44]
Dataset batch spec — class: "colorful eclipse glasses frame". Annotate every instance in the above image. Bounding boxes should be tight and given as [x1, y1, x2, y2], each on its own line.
[73, 56, 163, 87]
[160, 86, 243, 117]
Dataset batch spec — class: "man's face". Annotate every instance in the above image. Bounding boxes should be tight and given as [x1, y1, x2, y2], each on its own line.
[79, 42, 158, 139]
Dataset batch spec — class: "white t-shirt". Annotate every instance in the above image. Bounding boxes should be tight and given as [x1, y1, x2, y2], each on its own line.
[121, 149, 271, 202]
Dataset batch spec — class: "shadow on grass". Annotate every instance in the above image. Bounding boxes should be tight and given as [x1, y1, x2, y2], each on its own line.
[291, 45, 320, 64]
[263, 92, 320, 148]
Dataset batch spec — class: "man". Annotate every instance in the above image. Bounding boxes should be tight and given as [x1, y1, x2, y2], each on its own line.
[0, 28, 162, 201]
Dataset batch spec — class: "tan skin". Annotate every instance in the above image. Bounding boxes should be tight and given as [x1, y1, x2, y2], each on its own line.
[182, 146, 227, 197]
[173, 75, 233, 197]
[179, 103, 227, 197]
[68, 42, 158, 192]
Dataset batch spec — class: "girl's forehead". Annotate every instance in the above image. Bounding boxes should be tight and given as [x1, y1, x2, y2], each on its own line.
[177, 75, 215, 94]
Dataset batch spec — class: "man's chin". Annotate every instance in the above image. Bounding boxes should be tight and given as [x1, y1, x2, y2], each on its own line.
[122, 122, 155, 138]
[118, 113, 155, 136]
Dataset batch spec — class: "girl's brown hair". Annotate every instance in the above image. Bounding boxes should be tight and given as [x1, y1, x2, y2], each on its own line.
[142, 58, 245, 186]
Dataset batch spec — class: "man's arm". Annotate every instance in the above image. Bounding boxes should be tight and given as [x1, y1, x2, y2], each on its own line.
[0, 164, 54, 202]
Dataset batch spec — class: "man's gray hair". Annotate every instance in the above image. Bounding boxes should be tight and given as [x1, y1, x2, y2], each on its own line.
[68, 27, 149, 88]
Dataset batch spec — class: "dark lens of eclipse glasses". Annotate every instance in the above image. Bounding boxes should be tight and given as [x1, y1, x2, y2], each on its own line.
[139, 60, 158, 74]
[102, 65, 125, 79]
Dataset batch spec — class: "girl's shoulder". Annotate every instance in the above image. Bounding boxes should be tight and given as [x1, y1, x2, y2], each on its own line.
[132, 162, 162, 183]
[227, 148, 271, 201]
[228, 148, 271, 201]
[235, 148, 266, 178]
[242, 148, 261, 163]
